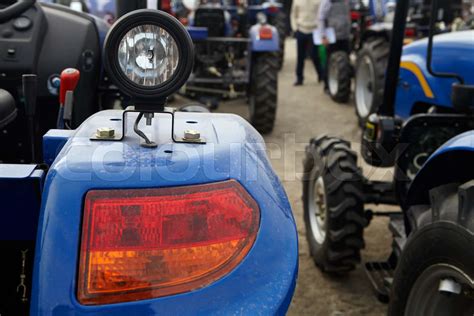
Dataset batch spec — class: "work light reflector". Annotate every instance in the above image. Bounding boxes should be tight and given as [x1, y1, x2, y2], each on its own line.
[118, 24, 179, 87]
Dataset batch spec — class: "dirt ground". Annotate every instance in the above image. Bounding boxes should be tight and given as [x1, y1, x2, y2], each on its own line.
[214, 38, 396, 315]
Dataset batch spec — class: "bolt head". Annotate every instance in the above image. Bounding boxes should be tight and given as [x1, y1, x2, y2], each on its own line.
[184, 129, 200, 140]
[96, 127, 115, 138]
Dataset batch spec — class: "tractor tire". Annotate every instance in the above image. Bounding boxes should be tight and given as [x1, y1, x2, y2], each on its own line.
[303, 136, 366, 273]
[389, 181, 474, 316]
[354, 37, 389, 126]
[249, 52, 278, 134]
[327, 51, 352, 103]
[274, 11, 287, 70]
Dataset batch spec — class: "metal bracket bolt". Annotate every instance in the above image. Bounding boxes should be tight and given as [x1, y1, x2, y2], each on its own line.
[183, 129, 201, 142]
[96, 127, 115, 139]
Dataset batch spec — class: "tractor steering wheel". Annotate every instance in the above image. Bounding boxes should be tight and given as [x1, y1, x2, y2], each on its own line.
[0, 0, 35, 23]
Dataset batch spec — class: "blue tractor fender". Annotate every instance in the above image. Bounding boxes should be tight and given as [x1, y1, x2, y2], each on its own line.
[30, 110, 298, 314]
[405, 130, 474, 210]
[249, 23, 280, 52]
[396, 30, 474, 119]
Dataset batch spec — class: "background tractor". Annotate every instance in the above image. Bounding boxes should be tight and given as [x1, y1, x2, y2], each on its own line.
[174, 0, 282, 134]
[326, 0, 465, 125]
[303, 0, 474, 312]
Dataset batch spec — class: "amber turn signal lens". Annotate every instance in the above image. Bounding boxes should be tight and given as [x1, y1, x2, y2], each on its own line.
[77, 180, 259, 305]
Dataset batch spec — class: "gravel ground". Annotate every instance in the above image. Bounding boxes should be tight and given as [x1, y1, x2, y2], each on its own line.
[181, 38, 395, 315]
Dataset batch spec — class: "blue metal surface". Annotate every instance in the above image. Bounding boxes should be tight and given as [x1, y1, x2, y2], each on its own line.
[405, 130, 474, 208]
[0, 166, 45, 240]
[30, 110, 298, 315]
[422, 130, 474, 164]
[0, 164, 37, 178]
[395, 30, 474, 119]
[187, 26, 209, 41]
[43, 130, 75, 166]
[249, 24, 279, 52]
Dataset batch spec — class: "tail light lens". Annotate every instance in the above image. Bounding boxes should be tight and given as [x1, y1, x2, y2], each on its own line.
[266, 6, 279, 14]
[77, 180, 259, 305]
[160, 0, 172, 13]
[351, 11, 361, 21]
[259, 26, 273, 40]
[405, 27, 416, 38]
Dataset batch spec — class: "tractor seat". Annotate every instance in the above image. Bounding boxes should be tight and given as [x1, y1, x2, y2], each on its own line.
[194, 6, 226, 37]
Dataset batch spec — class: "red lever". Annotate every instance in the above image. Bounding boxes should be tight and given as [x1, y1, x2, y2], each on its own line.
[59, 68, 80, 105]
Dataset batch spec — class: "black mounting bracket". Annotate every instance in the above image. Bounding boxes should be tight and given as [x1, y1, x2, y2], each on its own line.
[89, 106, 206, 146]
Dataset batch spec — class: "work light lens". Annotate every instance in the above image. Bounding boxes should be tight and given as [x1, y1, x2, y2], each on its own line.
[118, 24, 179, 87]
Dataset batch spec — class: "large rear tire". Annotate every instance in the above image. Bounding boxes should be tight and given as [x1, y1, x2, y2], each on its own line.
[327, 51, 352, 103]
[354, 37, 389, 126]
[274, 11, 287, 70]
[249, 53, 278, 134]
[303, 136, 366, 273]
[389, 181, 474, 316]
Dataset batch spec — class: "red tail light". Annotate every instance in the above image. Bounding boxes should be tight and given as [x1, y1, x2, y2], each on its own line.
[259, 26, 273, 40]
[267, 6, 279, 14]
[405, 27, 416, 38]
[160, 0, 172, 13]
[77, 180, 259, 305]
[351, 11, 361, 21]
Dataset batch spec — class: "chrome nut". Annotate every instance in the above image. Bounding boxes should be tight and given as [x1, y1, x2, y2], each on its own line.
[184, 129, 201, 140]
[96, 127, 115, 139]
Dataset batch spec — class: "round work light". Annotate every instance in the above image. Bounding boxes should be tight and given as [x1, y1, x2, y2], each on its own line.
[104, 9, 194, 100]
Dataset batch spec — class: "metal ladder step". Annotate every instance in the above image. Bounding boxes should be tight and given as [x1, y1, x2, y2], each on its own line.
[364, 261, 395, 303]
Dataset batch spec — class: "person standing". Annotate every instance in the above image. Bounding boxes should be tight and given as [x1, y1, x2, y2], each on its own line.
[291, 0, 323, 86]
[318, 0, 351, 93]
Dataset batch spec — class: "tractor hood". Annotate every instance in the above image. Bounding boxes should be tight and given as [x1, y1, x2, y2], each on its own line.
[396, 30, 474, 118]
[402, 30, 474, 86]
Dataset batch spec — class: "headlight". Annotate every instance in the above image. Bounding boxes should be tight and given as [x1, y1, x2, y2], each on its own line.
[118, 25, 179, 86]
[104, 10, 194, 101]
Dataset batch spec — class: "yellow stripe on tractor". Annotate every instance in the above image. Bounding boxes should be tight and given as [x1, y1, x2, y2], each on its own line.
[400, 61, 435, 99]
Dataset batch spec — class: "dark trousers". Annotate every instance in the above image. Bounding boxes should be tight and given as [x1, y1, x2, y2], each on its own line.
[323, 39, 350, 89]
[295, 31, 323, 83]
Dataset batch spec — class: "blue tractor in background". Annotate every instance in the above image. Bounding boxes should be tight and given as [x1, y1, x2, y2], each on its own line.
[352, 0, 466, 124]
[326, 0, 466, 125]
[0, 2, 298, 315]
[174, 0, 282, 134]
[303, 0, 474, 312]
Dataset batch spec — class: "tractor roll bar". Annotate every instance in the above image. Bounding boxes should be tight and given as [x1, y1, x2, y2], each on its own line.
[426, 0, 464, 84]
[378, 0, 410, 116]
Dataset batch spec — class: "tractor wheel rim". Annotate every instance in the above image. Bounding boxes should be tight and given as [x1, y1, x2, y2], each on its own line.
[328, 60, 339, 96]
[355, 56, 375, 119]
[405, 263, 474, 316]
[308, 175, 327, 244]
